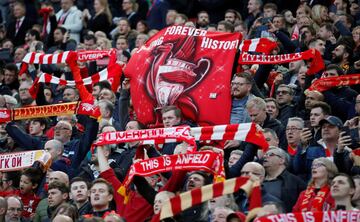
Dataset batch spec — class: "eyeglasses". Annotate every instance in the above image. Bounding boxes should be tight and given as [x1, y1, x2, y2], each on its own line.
[231, 82, 250, 87]
[264, 152, 283, 158]
[276, 90, 290, 95]
[312, 162, 325, 169]
[286, 127, 301, 131]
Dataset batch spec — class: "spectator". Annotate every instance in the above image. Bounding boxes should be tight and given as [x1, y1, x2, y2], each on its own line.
[262, 147, 306, 212]
[3, 63, 19, 95]
[34, 181, 69, 222]
[211, 207, 234, 222]
[217, 20, 234, 33]
[295, 116, 343, 180]
[51, 203, 79, 221]
[263, 128, 280, 148]
[86, 178, 114, 218]
[246, 97, 286, 148]
[265, 98, 279, 120]
[286, 117, 304, 156]
[353, 175, 360, 209]
[82, 0, 112, 35]
[56, 0, 83, 43]
[230, 72, 254, 124]
[70, 177, 92, 216]
[331, 173, 358, 210]
[6, 1, 33, 47]
[237, 162, 282, 213]
[275, 84, 296, 125]
[197, 11, 210, 29]
[224, 9, 242, 24]
[0, 197, 5, 221]
[245, 0, 262, 29]
[293, 157, 338, 212]
[5, 196, 24, 222]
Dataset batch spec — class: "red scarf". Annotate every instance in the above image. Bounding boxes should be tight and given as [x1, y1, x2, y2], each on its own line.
[255, 211, 360, 222]
[0, 101, 101, 123]
[239, 38, 278, 54]
[308, 74, 360, 92]
[238, 49, 324, 75]
[299, 184, 331, 212]
[0, 150, 52, 172]
[287, 145, 297, 156]
[122, 152, 224, 189]
[151, 177, 261, 222]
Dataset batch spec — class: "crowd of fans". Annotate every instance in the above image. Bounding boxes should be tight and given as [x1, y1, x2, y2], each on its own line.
[0, 0, 360, 221]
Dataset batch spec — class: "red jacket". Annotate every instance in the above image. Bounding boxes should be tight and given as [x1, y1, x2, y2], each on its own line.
[15, 190, 40, 219]
[100, 168, 186, 222]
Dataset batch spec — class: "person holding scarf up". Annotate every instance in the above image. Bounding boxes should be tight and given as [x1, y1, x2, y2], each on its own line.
[292, 157, 338, 212]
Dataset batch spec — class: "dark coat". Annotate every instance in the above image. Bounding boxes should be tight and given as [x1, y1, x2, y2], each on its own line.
[6, 17, 34, 46]
[263, 170, 307, 212]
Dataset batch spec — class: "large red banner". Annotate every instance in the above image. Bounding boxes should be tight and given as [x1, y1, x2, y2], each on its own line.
[124, 26, 241, 126]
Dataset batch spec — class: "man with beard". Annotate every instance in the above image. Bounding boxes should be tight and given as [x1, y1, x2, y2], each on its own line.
[331, 43, 353, 73]
[70, 177, 92, 216]
[196, 11, 210, 29]
[62, 87, 79, 103]
[230, 72, 254, 124]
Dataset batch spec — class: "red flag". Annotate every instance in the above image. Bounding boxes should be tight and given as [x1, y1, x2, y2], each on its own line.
[239, 38, 278, 54]
[124, 25, 241, 126]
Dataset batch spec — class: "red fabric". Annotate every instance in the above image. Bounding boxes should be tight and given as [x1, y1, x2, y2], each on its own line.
[14, 190, 40, 219]
[239, 38, 278, 54]
[287, 145, 297, 156]
[238, 49, 324, 75]
[255, 211, 360, 222]
[308, 74, 360, 92]
[292, 184, 334, 212]
[124, 25, 241, 126]
[100, 167, 187, 222]
[66, 52, 94, 102]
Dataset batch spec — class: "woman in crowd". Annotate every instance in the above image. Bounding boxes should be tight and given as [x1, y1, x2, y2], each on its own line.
[293, 157, 338, 212]
[82, 0, 112, 35]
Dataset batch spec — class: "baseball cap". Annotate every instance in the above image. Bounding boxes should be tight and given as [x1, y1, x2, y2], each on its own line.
[319, 116, 343, 128]
[226, 212, 246, 222]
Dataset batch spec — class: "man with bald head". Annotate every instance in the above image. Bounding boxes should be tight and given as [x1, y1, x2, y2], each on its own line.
[5, 196, 23, 222]
[236, 162, 282, 213]
[53, 215, 73, 222]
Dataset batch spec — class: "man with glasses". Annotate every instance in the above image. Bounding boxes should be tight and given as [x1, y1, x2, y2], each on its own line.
[236, 162, 282, 213]
[286, 117, 304, 156]
[263, 148, 306, 212]
[275, 84, 296, 125]
[230, 72, 254, 124]
[226, 72, 255, 149]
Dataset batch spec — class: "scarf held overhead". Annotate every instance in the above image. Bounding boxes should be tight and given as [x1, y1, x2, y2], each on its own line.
[0, 101, 100, 123]
[254, 211, 360, 222]
[308, 74, 360, 92]
[238, 49, 324, 75]
[95, 123, 269, 150]
[150, 176, 261, 222]
[0, 150, 52, 172]
[239, 38, 278, 54]
[19, 49, 116, 76]
[123, 151, 224, 188]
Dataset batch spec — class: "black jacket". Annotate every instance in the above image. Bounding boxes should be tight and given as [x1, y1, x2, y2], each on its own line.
[263, 114, 287, 149]
[263, 169, 306, 212]
[6, 17, 34, 46]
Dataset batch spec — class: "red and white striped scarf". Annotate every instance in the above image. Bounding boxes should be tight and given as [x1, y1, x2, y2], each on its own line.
[19, 49, 116, 76]
[150, 177, 261, 221]
[239, 38, 278, 54]
[95, 123, 269, 151]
